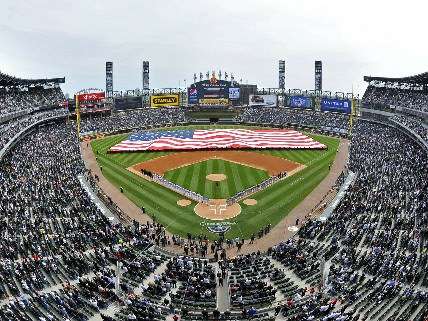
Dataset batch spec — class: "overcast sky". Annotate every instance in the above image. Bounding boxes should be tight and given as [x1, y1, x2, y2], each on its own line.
[0, 0, 427, 96]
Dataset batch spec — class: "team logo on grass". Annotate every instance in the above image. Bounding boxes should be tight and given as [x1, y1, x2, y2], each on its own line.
[200, 221, 235, 234]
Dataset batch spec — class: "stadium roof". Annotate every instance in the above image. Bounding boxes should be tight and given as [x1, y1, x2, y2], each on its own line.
[364, 72, 428, 85]
[0, 71, 65, 87]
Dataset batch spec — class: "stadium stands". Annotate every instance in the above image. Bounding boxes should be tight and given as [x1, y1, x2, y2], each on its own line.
[390, 114, 428, 143]
[362, 86, 428, 112]
[236, 107, 350, 136]
[0, 71, 65, 116]
[79, 109, 188, 134]
[362, 73, 428, 113]
[0, 87, 65, 115]
[0, 109, 67, 152]
[1, 81, 428, 321]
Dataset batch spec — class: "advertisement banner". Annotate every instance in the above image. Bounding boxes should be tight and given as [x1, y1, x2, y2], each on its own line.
[229, 87, 240, 100]
[77, 92, 105, 101]
[249, 95, 277, 107]
[320, 98, 351, 113]
[150, 94, 179, 108]
[188, 88, 198, 104]
[289, 96, 312, 109]
[199, 98, 229, 106]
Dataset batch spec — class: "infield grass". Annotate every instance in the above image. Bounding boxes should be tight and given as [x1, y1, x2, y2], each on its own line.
[91, 125, 340, 240]
[164, 159, 269, 199]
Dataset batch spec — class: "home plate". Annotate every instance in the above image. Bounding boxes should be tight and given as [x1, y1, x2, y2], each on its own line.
[288, 226, 299, 232]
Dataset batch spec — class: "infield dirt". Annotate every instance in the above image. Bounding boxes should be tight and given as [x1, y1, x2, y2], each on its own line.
[130, 150, 302, 176]
[194, 199, 241, 220]
[206, 174, 227, 182]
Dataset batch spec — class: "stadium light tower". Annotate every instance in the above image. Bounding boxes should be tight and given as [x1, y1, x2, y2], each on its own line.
[315, 61, 322, 92]
[142, 61, 149, 107]
[279, 60, 285, 89]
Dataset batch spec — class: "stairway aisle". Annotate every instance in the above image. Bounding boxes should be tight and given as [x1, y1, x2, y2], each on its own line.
[216, 266, 230, 312]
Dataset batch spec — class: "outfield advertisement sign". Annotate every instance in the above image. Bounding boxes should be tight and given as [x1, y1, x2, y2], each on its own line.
[188, 88, 198, 104]
[76, 92, 105, 101]
[150, 94, 179, 108]
[321, 98, 351, 113]
[249, 95, 277, 107]
[289, 96, 313, 109]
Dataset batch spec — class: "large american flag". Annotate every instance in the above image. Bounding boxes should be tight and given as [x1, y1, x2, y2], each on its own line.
[109, 129, 326, 152]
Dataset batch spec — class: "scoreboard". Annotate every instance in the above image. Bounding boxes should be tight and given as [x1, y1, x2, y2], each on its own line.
[188, 79, 240, 106]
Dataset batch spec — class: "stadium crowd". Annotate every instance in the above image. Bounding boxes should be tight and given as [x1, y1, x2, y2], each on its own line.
[78, 107, 350, 137]
[79, 109, 188, 134]
[272, 120, 428, 320]
[0, 87, 64, 115]
[0, 108, 68, 152]
[1, 84, 428, 321]
[362, 85, 428, 112]
[236, 107, 350, 135]
[390, 114, 428, 143]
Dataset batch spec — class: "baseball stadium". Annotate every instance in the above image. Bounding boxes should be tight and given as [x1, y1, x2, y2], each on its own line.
[1, 2, 428, 321]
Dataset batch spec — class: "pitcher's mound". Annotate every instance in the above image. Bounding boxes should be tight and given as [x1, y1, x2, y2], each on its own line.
[243, 199, 258, 206]
[195, 199, 241, 220]
[177, 199, 192, 207]
[206, 174, 227, 182]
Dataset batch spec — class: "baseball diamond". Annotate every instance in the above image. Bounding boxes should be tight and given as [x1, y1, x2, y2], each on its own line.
[90, 125, 341, 239]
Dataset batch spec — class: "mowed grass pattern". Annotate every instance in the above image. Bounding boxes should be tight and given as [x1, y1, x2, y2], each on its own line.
[163, 159, 269, 199]
[91, 125, 340, 240]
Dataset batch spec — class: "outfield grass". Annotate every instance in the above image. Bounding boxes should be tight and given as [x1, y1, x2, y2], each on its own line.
[91, 125, 340, 240]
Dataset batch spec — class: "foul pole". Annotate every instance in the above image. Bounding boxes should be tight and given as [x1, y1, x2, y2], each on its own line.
[348, 99, 353, 136]
[75, 95, 81, 138]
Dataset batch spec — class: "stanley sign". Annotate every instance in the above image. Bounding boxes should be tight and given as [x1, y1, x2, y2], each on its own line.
[150, 94, 180, 108]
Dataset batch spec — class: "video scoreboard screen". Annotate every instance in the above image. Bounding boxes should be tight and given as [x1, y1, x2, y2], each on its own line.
[188, 79, 240, 106]
[321, 98, 351, 113]
[289, 96, 313, 109]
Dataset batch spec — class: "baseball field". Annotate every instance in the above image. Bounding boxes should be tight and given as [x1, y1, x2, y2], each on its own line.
[90, 125, 340, 240]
